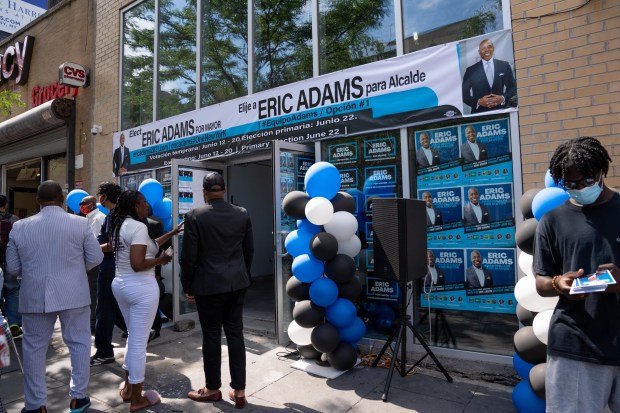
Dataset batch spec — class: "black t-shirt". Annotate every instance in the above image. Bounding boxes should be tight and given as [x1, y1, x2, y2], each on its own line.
[534, 191, 620, 365]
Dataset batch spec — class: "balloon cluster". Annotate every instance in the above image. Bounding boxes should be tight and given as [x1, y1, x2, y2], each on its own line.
[66, 179, 173, 230]
[282, 162, 365, 371]
[512, 169, 568, 413]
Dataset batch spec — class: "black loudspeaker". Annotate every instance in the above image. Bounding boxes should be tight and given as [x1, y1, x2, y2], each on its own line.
[373, 198, 427, 283]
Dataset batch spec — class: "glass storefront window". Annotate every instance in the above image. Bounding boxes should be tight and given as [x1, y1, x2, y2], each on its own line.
[403, 0, 503, 54]
[409, 114, 517, 356]
[158, 0, 197, 120]
[319, 0, 396, 75]
[121, 0, 156, 130]
[201, 0, 248, 106]
[254, 0, 312, 92]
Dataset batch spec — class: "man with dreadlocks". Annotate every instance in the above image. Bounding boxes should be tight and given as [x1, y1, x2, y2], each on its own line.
[533, 137, 620, 413]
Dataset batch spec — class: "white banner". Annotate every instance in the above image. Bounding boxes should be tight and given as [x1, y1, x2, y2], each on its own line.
[0, 0, 45, 34]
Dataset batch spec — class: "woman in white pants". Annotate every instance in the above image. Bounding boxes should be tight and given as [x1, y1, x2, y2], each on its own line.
[107, 190, 182, 412]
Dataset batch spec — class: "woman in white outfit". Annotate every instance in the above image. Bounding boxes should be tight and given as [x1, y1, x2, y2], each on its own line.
[107, 190, 182, 412]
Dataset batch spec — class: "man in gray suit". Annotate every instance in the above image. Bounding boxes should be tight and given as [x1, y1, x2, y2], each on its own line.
[466, 250, 493, 288]
[5, 181, 103, 413]
[182, 172, 253, 408]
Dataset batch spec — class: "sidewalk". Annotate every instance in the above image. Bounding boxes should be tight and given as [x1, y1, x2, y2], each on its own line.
[1, 322, 517, 413]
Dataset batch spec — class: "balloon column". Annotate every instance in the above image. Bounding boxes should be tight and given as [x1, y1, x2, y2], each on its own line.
[512, 170, 569, 412]
[282, 162, 365, 371]
[138, 179, 173, 230]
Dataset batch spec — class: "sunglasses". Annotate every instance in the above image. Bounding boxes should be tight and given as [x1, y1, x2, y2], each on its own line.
[563, 176, 598, 190]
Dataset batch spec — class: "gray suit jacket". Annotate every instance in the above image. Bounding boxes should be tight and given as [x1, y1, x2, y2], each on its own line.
[181, 198, 254, 296]
[5, 206, 103, 313]
[466, 266, 493, 288]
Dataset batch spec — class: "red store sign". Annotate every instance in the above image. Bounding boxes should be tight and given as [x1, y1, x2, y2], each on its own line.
[32, 81, 78, 107]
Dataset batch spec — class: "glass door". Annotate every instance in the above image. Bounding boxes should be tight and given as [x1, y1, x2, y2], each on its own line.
[273, 141, 315, 344]
[171, 158, 227, 321]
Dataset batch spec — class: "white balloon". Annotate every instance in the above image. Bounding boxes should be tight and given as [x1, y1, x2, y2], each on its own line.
[287, 320, 313, 345]
[337, 235, 362, 257]
[305, 197, 334, 226]
[532, 309, 554, 345]
[514, 275, 559, 313]
[324, 211, 358, 241]
[518, 251, 534, 277]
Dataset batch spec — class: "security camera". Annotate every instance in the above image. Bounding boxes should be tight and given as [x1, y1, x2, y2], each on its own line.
[91, 125, 102, 135]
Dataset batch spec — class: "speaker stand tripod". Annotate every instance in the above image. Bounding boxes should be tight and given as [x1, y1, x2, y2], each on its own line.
[371, 282, 452, 401]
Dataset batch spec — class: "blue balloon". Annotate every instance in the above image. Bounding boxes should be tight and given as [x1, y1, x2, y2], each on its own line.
[326, 298, 357, 328]
[512, 380, 545, 413]
[66, 189, 89, 213]
[285, 230, 314, 257]
[304, 162, 341, 199]
[309, 277, 339, 307]
[544, 169, 561, 188]
[513, 352, 535, 379]
[339, 317, 366, 344]
[153, 197, 172, 220]
[531, 187, 569, 221]
[163, 217, 173, 232]
[138, 178, 164, 208]
[96, 202, 108, 216]
[291, 254, 324, 283]
[296, 219, 321, 235]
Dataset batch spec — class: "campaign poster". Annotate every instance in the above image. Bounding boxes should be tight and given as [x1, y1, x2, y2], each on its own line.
[414, 126, 461, 173]
[365, 277, 399, 302]
[363, 136, 397, 161]
[462, 183, 514, 247]
[422, 248, 466, 292]
[418, 187, 463, 247]
[460, 118, 513, 183]
[464, 248, 516, 291]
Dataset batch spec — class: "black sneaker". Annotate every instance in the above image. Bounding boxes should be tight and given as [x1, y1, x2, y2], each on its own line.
[10, 324, 23, 338]
[21, 407, 46, 413]
[90, 354, 114, 366]
[69, 396, 91, 413]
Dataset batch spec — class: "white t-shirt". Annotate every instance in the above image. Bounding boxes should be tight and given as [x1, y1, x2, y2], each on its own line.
[115, 218, 159, 277]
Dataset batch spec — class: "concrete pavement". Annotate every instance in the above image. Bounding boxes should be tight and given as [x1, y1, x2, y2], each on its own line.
[0, 322, 517, 413]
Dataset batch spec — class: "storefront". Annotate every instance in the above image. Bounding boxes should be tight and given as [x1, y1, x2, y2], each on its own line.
[93, 0, 619, 364]
[0, 1, 94, 214]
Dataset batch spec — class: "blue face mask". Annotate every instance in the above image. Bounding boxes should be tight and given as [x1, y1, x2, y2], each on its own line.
[566, 176, 603, 205]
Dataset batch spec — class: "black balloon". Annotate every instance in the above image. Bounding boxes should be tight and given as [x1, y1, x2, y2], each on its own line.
[286, 276, 310, 302]
[513, 326, 546, 365]
[338, 276, 362, 301]
[311, 323, 340, 354]
[330, 192, 356, 213]
[325, 254, 356, 284]
[516, 304, 536, 327]
[327, 342, 358, 371]
[293, 300, 325, 328]
[310, 232, 339, 261]
[282, 191, 310, 219]
[516, 218, 538, 255]
[297, 344, 322, 360]
[528, 362, 546, 400]
[519, 188, 542, 220]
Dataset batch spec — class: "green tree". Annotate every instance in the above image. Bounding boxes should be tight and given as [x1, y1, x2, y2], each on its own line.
[0, 90, 25, 116]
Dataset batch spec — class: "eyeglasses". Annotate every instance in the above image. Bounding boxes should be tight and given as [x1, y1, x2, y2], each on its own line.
[563, 176, 598, 190]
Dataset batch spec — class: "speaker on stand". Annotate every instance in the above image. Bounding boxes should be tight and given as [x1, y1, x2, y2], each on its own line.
[370, 198, 452, 401]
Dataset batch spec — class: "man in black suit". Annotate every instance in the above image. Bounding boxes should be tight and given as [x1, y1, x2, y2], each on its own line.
[112, 133, 130, 176]
[182, 172, 253, 408]
[463, 187, 491, 226]
[422, 191, 443, 227]
[461, 125, 488, 163]
[466, 250, 493, 288]
[462, 38, 516, 114]
[425, 250, 445, 287]
[415, 132, 440, 168]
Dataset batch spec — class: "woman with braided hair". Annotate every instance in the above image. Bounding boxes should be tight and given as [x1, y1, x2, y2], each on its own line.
[107, 190, 183, 412]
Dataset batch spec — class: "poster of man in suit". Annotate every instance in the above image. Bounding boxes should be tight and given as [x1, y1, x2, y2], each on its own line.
[461, 34, 517, 115]
[112, 133, 131, 176]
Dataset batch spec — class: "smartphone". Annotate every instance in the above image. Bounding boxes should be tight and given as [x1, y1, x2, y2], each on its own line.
[164, 246, 173, 257]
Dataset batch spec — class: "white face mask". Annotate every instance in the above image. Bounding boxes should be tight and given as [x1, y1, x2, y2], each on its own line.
[566, 176, 603, 205]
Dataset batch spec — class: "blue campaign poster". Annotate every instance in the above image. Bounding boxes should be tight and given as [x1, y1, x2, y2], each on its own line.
[419, 187, 464, 247]
[414, 126, 460, 173]
[462, 183, 515, 247]
[464, 248, 516, 290]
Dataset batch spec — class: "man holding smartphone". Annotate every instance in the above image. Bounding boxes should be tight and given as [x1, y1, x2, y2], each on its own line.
[534, 137, 620, 413]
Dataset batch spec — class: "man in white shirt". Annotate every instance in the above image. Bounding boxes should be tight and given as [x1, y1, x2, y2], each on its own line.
[463, 187, 491, 226]
[113, 133, 131, 176]
[424, 250, 445, 287]
[415, 132, 440, 168]
[465, 250, 493, 288]
[422, 191, 443, 227]
[461, 125, 488, 163]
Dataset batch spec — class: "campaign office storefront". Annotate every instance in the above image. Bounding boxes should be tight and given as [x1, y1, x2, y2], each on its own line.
[114, 10, 521, 361]
[0, 1, 94, 216]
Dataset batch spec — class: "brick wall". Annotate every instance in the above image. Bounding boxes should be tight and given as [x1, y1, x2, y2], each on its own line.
[511, 0, 620, 191]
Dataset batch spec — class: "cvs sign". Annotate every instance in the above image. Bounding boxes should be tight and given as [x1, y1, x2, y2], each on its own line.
[59, 62, 89, 87]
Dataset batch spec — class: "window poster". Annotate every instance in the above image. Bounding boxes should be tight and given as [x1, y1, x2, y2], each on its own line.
[414, 116, 516, 314]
